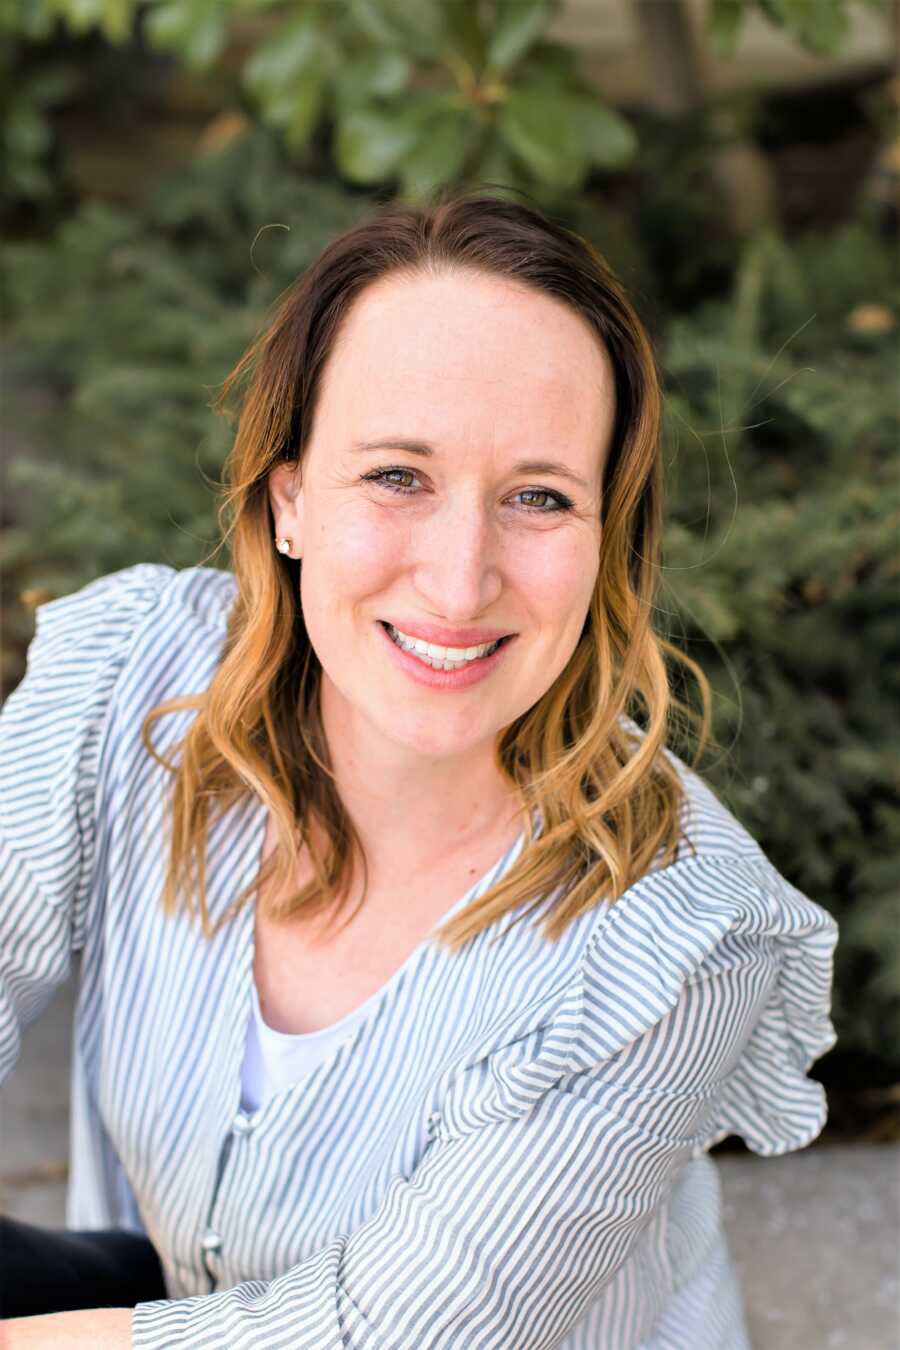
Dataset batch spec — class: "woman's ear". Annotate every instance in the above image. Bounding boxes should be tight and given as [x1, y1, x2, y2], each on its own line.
[267, 460, 304, 559]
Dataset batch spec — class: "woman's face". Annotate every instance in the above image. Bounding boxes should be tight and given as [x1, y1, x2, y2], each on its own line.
[268, 268, 616, 768]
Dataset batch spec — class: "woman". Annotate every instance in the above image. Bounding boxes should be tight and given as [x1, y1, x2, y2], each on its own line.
[0, 191, 838, 1348]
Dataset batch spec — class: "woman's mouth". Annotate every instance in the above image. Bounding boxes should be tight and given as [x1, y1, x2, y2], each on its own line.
[376, 620, 517, 689]
[380, 621, 512, 671]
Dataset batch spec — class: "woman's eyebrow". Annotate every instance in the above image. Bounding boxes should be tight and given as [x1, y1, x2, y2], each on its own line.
[350, 438, 589, 490]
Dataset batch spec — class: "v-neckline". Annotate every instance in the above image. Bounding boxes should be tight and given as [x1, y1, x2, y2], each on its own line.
[228, 798, 539, 1115]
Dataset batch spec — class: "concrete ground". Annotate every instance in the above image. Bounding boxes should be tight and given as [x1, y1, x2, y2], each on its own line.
[2, 980, 898, 1349]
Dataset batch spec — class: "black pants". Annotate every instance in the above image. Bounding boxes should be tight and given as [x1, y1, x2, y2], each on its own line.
[0, 1214, 168, 1317]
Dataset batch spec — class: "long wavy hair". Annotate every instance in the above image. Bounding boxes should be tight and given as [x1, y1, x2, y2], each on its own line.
[142, 188, 714, 947]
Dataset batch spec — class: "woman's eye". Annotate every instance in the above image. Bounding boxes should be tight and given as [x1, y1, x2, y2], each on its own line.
[361, 468, 572, 514]
[514, 488, 573, 513]
[363, 467, 418, 494]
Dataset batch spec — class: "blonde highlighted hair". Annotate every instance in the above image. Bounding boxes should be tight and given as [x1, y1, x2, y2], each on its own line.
[142, 188, 713, 948]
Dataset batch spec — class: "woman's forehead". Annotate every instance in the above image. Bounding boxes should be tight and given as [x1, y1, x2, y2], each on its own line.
[319, 271, 615, 450]
[336, 270, 607, 373]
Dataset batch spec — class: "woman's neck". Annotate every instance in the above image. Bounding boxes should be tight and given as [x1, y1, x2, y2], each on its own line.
[321, 731, 523, 882]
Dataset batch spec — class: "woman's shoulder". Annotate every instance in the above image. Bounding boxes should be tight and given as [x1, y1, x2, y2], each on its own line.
[19, 562, 238, 688]
[31, 561, 237, 639]
[3, 561, 240, 767]
[481, 735, 833, 1027]
[0, 564, 231, 909]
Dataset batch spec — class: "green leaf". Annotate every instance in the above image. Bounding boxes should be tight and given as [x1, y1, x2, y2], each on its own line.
[333, 49, 411, 112]
[346, 0, 402, 46]
[6, 161, 52, 200]
[47, 0, 110, 33]
[347, 0, 445, 62]
[22, 66, 79, 106]
[486, 0, 553, 73]
[442, 0, 485, 72]
[475, 134, 520, 188]
[707, 0, 747, 58]
[333, 103, 425, 184]
[381, 0, 446, 60]
[397, 107, 474, 197]
[282, 75, 327, 151]
[758, 0, 849, 55]
[4, 106, 52, 158]
[97, 0, 133, 41]
[498, 83, 588, 188]
[358, 47, 411, 98]
[144, 0, 226, 69]
[567, 91, 637, 169]
[2, 0, 58, 39]
[243, 12, 324, 96]
[241, 11, 339, 140]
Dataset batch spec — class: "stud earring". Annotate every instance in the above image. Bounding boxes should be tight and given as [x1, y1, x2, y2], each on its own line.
[275, 537, 292, 555]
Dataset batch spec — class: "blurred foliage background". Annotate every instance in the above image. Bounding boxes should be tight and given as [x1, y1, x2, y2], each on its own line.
[1, 0, 898, 1131]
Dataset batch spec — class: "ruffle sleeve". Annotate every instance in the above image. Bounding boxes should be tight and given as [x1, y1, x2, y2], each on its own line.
[437, 851, 839, 1159]
[0, 563, 176, 1084]
[568, 851, 839, 1158]
[442, 853, 836, 1161]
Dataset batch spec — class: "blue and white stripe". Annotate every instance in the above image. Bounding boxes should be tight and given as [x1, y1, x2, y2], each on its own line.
[0, 564, 839, 1348]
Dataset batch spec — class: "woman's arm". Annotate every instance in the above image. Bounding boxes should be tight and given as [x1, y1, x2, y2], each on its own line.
[2, 1309, 133, 1348]
[0, 565, 174, 1090]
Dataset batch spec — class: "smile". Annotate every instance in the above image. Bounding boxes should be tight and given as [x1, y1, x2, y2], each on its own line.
[376, 620, 516, 689]
[381, 621, 510, 670]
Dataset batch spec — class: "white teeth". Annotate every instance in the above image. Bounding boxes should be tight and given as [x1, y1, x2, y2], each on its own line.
[385, 623, 503, 668]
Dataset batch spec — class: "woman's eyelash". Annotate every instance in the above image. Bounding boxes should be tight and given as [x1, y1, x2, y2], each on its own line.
[361, 467, 573, 514]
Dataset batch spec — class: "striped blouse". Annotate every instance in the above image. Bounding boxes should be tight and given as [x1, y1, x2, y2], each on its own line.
[0, 563, 839, 1350]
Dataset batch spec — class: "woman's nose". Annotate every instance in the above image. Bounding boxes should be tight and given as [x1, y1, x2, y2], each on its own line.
[411, 495, 503, 621]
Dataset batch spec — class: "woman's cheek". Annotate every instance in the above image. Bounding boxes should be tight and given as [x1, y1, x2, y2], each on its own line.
[515, 532, 595, 617]
[319, 503, 403, 587]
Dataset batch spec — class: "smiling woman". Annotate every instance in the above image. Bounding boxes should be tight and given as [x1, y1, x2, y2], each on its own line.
[151, 194, 682, 952]
[0, 190, 837, 1349]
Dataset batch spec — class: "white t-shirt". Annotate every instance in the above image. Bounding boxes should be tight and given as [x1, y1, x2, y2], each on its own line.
[240, 975, 377, 1113]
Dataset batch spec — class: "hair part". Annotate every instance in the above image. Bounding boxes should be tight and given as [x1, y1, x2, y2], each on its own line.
[142, 187, 714, 948]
